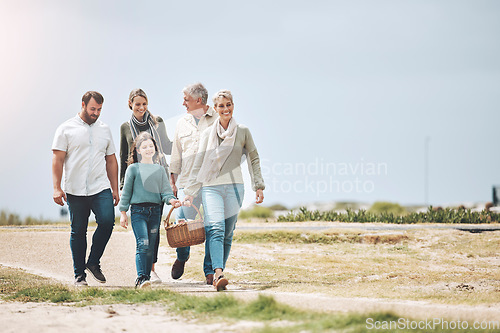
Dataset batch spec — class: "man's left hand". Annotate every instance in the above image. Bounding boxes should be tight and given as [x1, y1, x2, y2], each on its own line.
[112, 191, 120, 206]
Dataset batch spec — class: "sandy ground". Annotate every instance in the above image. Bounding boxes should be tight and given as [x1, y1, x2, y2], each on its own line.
[0, 301, 265, 333]
[1, 228, 500, 332]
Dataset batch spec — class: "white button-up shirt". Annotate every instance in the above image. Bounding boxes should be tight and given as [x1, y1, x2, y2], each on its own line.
[52, 114, 116, 196]
[169, 107, 218, 188]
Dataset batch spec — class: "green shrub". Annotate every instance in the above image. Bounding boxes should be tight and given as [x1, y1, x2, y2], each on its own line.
[268, 203, 288, 211]
[369, 201, 406, 215]
[277, 207, 499, 224]
[0, 210, 54, 226]
[334, 201, 360, 210]
[239, 206, 274, 219]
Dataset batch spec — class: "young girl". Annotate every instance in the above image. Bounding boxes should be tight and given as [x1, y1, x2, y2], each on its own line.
[120, 88, 172, 283]
[119, 132, 181, 288]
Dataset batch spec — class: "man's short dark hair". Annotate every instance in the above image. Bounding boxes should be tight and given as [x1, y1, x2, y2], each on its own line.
[82, 91, 104, 106]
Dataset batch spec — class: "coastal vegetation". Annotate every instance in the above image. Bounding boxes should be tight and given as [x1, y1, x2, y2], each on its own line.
[0, 210, 53, 226]
[277, 206, 499, 224]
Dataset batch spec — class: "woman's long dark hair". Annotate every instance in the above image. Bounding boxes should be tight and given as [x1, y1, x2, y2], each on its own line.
[127, 132, 160, 165]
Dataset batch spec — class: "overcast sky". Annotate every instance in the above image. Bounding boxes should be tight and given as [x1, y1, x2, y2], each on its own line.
[1, 0, 499, 219]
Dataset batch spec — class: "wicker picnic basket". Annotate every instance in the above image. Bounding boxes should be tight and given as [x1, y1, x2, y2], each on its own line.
[163, 205, 205, 248]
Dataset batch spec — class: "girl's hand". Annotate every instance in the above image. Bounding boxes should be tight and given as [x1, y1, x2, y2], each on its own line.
[183, 195, 194, 207]
[169, 199, 181, 208]
[255, 189, 264, 204]
[120, 212, 128, 229]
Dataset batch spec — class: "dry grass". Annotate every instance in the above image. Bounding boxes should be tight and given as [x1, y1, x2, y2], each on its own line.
[180, 228, 500, 305]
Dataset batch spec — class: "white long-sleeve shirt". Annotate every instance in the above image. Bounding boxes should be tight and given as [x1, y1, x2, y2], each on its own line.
[169, 107, 218, 188]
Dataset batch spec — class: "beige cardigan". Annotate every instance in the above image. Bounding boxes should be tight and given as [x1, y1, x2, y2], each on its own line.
[184, 124, 265, 197]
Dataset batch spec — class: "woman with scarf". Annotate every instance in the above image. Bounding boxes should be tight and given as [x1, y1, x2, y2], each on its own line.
[120, 88, 172, 283]
[183, 89, 265, 291]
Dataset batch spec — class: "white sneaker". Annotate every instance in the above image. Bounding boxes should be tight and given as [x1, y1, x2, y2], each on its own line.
[150, 270, 162, 284]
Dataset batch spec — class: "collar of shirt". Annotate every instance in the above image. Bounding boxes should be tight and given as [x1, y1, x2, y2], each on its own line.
[186, 106, 215, 128]
[205, 106, 215, 118]
[75, 113, 99, 127]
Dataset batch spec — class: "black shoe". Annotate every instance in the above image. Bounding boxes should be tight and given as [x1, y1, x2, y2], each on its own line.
[74, 274, 88, 286]
[135, 276, 151, 289]
[86, 263, 106, 283]
[171, 259, 187, 279]
[135, 276, 142, 289]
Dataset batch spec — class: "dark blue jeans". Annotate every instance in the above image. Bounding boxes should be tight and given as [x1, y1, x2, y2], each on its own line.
[131, 204, 162, 279]
[67, 189, 115, 278]
[152, 205, 164, 264]
[175, 188, 203, 262]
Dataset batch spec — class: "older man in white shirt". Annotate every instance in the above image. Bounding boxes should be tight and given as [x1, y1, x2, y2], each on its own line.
[52, 91, 119, 286]
[169, 83, 218, 284]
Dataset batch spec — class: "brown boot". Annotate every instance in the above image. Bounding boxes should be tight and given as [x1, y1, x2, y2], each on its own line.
[206, 274, 214, 285]
[171, 259, 187, 279]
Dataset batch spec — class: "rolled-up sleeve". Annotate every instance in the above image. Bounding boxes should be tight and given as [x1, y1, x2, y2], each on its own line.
[105, 126, 116, 156]
[52, 125, 68, 152]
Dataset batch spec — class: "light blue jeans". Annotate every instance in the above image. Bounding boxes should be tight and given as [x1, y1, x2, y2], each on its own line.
[202, 184, 244, 275]
[130, 204, 162, 279]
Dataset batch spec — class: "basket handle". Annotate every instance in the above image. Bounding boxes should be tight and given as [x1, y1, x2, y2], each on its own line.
[163, 204, 202, 229]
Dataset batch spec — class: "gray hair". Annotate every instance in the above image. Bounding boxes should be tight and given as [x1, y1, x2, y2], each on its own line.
[212, 89, 233, 104]
[182, 82, 208, 105]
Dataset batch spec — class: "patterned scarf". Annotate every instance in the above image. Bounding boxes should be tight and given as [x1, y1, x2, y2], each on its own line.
[129, 111, 169, 170]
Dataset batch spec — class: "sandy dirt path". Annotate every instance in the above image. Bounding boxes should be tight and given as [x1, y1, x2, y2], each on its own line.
[0, 301, 264, 333]
[1, 229, 499, 332]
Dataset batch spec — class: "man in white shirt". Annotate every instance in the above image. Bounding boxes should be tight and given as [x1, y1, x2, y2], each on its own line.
[52, 91, 120, 286]
[169, 83, 218, 284]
